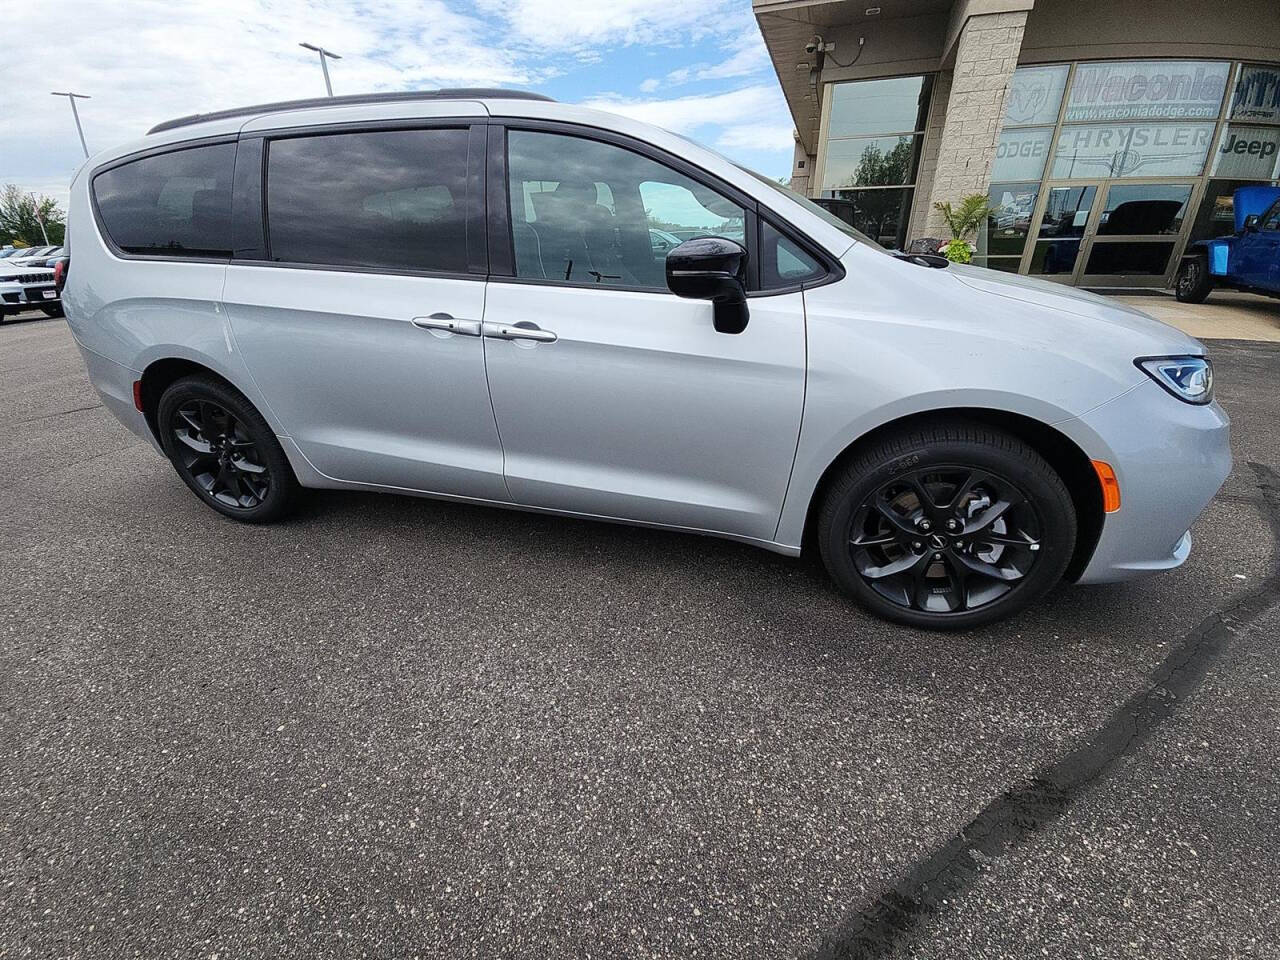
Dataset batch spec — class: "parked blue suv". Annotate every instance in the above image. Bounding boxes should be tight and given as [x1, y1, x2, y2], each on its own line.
[1175, 185, 1280, 303]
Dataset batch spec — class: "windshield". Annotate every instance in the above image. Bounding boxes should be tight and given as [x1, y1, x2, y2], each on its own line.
[736, 165, 890, 254]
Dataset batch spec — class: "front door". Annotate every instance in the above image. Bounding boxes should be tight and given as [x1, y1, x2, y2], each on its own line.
[1021, 180, 1198, 287]
[223, 124, 507, 501]
[480, 127, 807, 542]
[1076, 181, 1197, 288]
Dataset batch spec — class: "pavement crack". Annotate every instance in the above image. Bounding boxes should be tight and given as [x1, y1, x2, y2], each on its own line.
[811, 461, 1280, 960]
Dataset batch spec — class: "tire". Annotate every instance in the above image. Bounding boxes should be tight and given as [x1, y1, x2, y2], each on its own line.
[817, 420, 1076, 630]
[39, 303, 64, 318]
[1174, 254, 1213, 303]
[157, 376, 300, 523]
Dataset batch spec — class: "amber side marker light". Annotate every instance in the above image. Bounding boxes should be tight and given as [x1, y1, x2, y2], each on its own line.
[1092, 460, 1121, 513]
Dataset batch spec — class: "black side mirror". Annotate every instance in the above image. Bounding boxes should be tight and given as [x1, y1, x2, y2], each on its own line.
[1244, 214, 1261, 232]
[665, 237, 750, 334]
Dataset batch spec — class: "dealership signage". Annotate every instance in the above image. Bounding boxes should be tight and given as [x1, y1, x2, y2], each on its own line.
[1051, 122, 1215, 178]
[1214, 124, 1280, 179]
[1231, 64, 1280, 123]
[1004, 65, 1069, 127]
[1065, 61, 1230, 122]
[993, 127, 1054, 181]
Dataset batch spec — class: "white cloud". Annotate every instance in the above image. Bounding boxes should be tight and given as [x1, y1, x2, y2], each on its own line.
[1, 0, 541, 201]
[627, 22, 771, 95]
[582, 84, 788, 136]
[0, 1, 796, 202]
[473, 0, 738, 53]
[692, 30, 771, 82]
[716, 123, 796, 152]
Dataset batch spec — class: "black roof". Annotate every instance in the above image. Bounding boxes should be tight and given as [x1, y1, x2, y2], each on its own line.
[147, 89, 554, 135]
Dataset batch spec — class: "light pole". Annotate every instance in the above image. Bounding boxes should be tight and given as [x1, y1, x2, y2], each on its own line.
[51, 91, 91, 158]
[32, 202, 50, 245]
[299, 43, 341, 97]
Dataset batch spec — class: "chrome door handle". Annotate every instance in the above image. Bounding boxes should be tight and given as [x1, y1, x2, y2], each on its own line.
[483, 321, 557, 343]
[412, 313, 481, 336]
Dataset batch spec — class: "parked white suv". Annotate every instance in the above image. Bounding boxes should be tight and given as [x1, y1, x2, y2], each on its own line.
[62, 90, 1230, 627]
[0, 261, 60, 320]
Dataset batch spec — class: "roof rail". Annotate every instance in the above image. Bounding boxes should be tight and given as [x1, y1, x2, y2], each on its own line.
[147, 88, 555, 135]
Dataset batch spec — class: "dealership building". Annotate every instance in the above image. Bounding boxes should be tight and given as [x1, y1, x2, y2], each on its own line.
[754, 0, 1280, 286]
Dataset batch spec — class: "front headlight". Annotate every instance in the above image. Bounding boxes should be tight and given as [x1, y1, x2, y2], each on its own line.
[1136, 355, 1213, 405]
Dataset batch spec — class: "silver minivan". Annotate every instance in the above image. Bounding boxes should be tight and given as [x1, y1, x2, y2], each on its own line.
[63, 89, 1230, 628]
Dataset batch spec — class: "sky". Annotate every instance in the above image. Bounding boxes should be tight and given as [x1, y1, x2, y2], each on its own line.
[0, 0, 795, 211]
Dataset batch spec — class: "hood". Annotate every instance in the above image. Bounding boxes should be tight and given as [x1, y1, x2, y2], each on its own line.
[944, 261, 1205, 355]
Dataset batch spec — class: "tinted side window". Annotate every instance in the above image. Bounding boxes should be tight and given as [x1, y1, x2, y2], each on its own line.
[1262, 201, 1280, 232]
[93, 143, 235, 258]
[761, 221, 826, 288]
[266, 128, 470, 273]
[507, 130, 745, 289]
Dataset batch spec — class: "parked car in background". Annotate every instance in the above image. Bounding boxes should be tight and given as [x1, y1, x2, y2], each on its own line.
[1175, 185, 1280, 303]
[7, 245, 58, 266]
[63, 89, 1230, 628]
[31, 246, 65, 267]
[0, 260, 60, 320]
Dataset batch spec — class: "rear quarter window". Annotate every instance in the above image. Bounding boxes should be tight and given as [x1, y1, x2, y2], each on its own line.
[264, 128, 471, 273]
[92, 143, 236, 258]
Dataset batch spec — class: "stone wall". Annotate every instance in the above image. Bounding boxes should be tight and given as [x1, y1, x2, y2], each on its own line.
[919, 10, 1028, 239]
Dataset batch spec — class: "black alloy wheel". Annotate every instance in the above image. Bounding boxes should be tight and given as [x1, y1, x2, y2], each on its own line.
[171, 399, 271, 509]
[847, 466, 1042, 615]
[157, 376, 299, 522]
[818, 421, 1076, 629]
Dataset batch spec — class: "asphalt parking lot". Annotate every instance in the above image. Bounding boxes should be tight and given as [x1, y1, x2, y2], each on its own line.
[2, 310, 1279, 959]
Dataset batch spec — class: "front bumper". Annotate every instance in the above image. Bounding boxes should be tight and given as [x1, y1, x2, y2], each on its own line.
[0, 280, 59, 311]
[1061, 380, 1231, 584]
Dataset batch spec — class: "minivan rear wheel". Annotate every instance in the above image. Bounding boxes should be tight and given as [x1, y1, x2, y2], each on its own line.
[817, 421, 1076, 629]
[157, 376, 299, 523]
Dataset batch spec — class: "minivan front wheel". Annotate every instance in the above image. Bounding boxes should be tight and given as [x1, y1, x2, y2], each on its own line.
[818, 422, 1076, 629]
[157, 376, 299, 523]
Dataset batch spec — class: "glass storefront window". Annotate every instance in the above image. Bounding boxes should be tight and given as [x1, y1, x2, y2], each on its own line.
[1029, 239, 1083, 276]
[1050, 122, 1215, 178]
[820, 135, 921, 190]
[1065, 61, 1231, 122]
[1004, 65, 1069, 127]
[1096, 183, 1192, 235]
[1230, 64, 1280, 123]
[1212, 124, 1280, 179]
[828, 75, 932, 138]
[1027, 185, 1096, 276]
[1040, 185, 1097, 237]
[982, 182, 1040, 257]
[820, 189, 914, 249]
[1189, 178, 1278, 241]
[992, 127, 1054, 181]
[1084, 242, 1177, 275]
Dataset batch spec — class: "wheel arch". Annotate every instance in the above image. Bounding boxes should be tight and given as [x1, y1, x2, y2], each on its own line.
[138, 357, 251, 446]
[800, 407, 1104, 582]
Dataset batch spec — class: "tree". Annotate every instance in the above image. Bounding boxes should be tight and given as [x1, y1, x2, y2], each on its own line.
[0, 184, 66, 247]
